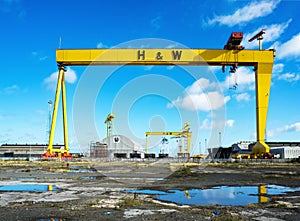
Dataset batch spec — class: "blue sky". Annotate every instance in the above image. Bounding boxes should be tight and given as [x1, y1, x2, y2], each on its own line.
[0, 0, 299, 154]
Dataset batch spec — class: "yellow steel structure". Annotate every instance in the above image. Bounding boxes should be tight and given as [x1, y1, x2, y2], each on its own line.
[47, 65, 69, 155]
[49, 48, 275, 156]
[145, 122, 192, 154]
[258, 185, 268, 203]
[104, 113, 115, 138]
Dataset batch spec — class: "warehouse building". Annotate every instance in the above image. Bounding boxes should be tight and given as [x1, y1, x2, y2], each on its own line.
[98, 135, 143, 159]
[0, 144, 63, 158]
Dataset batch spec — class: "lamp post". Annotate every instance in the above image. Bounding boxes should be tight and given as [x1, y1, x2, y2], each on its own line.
[48, 100, 53, 143]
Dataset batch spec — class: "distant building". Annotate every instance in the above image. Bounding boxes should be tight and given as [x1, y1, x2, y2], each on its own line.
[96, 135, 143, 159]
[89, 142, 108, 158]
[270, 146, 300, 159]
[237, 141, 300, 159]
[210, 141, 300, 159]
[0, 144, 63, 158]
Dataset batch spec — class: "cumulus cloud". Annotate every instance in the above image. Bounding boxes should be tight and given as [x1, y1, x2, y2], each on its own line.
[234, 93, 250, 102]
[200, 119, 234, 130]
[277, 73, 300, 82]
[168, 77, 229, 111]
[185, 78, 216, 94]
[206, 0, 280, 27]
[276, 33, 300, 59]
[267, 122, 300, 138]
[243, 19, 291, 49]
[281, 122, 300, 132]
[168, 91, 230, 111]
[44, 68, 77, 90]
[222, 67, 255, 91]
[273, 63, 284, 73]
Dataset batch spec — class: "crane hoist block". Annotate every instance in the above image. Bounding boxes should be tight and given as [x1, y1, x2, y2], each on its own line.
[224, 32, 244, 50]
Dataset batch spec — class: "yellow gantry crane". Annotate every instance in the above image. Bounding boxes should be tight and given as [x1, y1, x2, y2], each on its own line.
[46, 32, 275, 157]
[104, 113, 115, 138]
[145, 122, 192, 155]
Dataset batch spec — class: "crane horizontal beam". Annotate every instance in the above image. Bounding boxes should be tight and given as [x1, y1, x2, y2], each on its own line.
[146, 131, 191, 136]
[56, 48, 274, 66]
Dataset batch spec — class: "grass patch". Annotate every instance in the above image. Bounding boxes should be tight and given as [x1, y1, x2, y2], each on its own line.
[173, 166, 192, 176]
[119, 197, 141, 208]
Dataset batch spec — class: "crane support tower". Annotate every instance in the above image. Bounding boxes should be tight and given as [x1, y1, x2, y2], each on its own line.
[145, 122, 192, 156]
[105, 113, 115, 138]
[47, 32, 275, 158]
[249, 29, 266, 50]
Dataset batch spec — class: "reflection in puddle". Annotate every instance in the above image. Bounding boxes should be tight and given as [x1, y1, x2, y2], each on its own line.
[37, 219, 66, 221]
[0, 184, 59, 192]
[124, 189, 167, 195]
[11, 177, 37, 181]
[125, 185, 300, 206]
[81, 176, 103, 180]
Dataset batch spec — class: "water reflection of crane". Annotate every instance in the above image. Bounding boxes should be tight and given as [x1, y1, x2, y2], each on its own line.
[184, 190, 191, 199]
[258, 185, 268, 203]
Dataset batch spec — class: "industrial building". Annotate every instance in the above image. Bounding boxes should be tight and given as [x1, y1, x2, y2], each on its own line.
[90, 135, 143, 159]
[210, 141, 300, 159]
[0, 144, 62, 158]
[89, 142, 108, 158]
[269, 143, 300, 159]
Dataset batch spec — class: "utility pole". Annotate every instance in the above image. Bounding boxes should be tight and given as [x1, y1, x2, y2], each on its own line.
[48, 100, 53, 143]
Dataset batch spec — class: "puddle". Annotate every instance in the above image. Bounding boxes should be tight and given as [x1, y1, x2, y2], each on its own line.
[146, 178, 165, 181]
[0, 184, 59, 192]
[81, 176, 103, 180]
[37, 219, 66, 221]
[68, 166, 97, 173]
[124, 189, 167, 195]
[11, 177, 37, 181]
[125, 185, 300, 206]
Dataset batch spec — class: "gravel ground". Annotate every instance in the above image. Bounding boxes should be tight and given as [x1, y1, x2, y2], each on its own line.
[0, 160, 299, 221]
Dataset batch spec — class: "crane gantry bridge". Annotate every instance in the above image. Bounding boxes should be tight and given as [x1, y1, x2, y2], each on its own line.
[45, 33, 275, 158]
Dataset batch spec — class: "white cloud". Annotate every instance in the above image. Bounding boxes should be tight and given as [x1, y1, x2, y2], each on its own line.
[226, 119, 235, 127]
[96, 42, 109, 48]
[44, 68, 77, 90]
[1, 84, 20, 94]
[267, 122, 300, 137]
[273, 63, 284, 73]
[276, 33, 300, 59]
[206, 0, 280, 27]
[185, 78, 216, 94]
[200, 119, 211, 130]
[277, 73, 300, 82]
[32, 51, 49, 61]
[281, 122, 300, 132]
[234, 93, 250, 102]
[200, 119, 234, 130]
[168, 77, 230, 111]
[222, 67, 255, 91]
[243, 19, 291, 49]
[168, 91, 230, 111]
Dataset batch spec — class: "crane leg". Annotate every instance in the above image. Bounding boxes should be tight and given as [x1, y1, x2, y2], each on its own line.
[146, 135, 149, 154]
[48, 65, 65, 154]
[61, 70, 69, 154]
[252, 62, 273, 155]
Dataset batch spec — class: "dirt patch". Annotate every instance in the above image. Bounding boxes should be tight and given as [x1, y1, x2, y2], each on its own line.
[0, 160, 299, 220]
